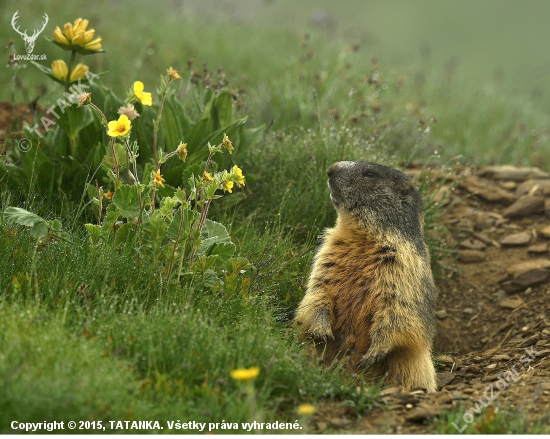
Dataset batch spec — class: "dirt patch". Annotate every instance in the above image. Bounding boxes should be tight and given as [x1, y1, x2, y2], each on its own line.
[310, 164, 550, 433]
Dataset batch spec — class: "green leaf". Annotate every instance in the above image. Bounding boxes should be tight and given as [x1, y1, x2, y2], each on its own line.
[147, 211, 168, 242]
[3, 207, 47, 228]
[166, 208, 197, 241]
[213, 91, 233, 129]
[196, 219, 233, 259]
[112, 185, 141, 219]
[84, 224, 101, 245]
[57, 105, 94, 142]
[114, 222, 137, 247]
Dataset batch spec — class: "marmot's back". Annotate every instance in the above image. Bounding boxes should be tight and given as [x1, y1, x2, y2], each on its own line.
[294, 161, 437, 392]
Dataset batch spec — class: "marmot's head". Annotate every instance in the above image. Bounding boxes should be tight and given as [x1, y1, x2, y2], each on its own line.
[327, 161, 425, 241]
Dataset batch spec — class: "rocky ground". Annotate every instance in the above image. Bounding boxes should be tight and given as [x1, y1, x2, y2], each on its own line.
[312, 164, 550, 433]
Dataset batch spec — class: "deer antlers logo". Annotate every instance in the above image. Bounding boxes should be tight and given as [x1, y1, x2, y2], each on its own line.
[11, 11, 49, 54]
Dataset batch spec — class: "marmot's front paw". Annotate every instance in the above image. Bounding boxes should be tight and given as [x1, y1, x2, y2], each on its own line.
[357, 346, 389, 369]
[307, 309, 334, 340]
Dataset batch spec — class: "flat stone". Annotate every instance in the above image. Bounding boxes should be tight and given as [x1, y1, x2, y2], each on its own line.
[479, 165, 550, 181]
[473, 232, 494, 245]
[503, 196, 545, 217]
[539, 226, 550, 238]
[435, 309, 448, 319]
[460, 238, 487, 251]
[516, 179, 550, 197]
[499, 181, 517, 190]
[458, 250, 486, 263]
[500, 232, 532, 246]
[438, 355, 454, 365]
[506, 259, 550, 277]
[459, 176, 517, 204]
[502, 269, 550, 293]
[463, 307, 474, 314]
[499, 296, 525, 309]
[519, 335, 540, 347]
[404, 404, 440, 422]
[491, 354, 512, 361]
[536, 340, 548, 346]
[528, 242, 548, 254]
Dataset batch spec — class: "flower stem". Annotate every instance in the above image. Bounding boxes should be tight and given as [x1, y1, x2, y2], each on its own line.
[153, 77, 173, 166]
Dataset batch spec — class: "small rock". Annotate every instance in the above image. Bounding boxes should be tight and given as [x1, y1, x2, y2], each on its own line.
[436, 371, 455, 387]
[471, 356, 484, 363]
[404, 404, 440, 422]
[536, 340, 548, 347]
[435, 392, 453, 404]
[506, 259, 550, 277]
[528, 242, 548, 254]
[458, 250, 486, 263]
[539, 226, 550, 238]
[459, 176, 517, 204]
[500, 232, 532, 247]
[502, 269, 550, 293]
[499, 296, 525, 309]
[463, 307, 474, 314]
[435, 309, 448, 319]
[524, 287, 533, 295]
[485, 363, 497, 370]
[479, 165, 550, 181]
[380, 387, 403, 397]
[491, 354, 511, 361]
[473, 232, 494, 245]
[499, 181, 517, 190]
[460, 238, 487, 251]
[438, 355, 454, 364]
[519, 335, 540, 347]
[503, 196, 545, 217]
[463, 388, 475, 394]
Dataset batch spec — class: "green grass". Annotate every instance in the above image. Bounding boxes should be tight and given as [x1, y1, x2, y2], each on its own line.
[1, 0, 550, 434]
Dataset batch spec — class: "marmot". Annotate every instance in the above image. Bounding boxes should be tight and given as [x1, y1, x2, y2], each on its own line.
[294, 161, 437, 392]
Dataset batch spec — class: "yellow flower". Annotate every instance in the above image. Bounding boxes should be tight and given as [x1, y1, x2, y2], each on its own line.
[133, 81, 152, 106]
[70, 63, 89, 81]
[53, 26, 70, 45]
[203, 171, 214, 182]
[222, 179, 234, 194]
[222, 133, 234, 154]
[51, 60, 68, 81]
[72, 29, 96, 46]
[104, 190, 113, 200]
[54, 18, 102, 51]
[230, 367, 260, 381]
[167, 67, 181, 80]
[83, 37, 102, 51]
[153, 169, 166, 187]
[297, 404, 316, 416]
[230, 165, 245, 187]
[107, 114, 131, 137]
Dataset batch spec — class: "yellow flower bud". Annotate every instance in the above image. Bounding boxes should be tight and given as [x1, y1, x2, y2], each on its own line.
[53, 26, 70, 45]
[222, 133, 234, 154]
[51, 59, 68, 81]
[230, 367, 260, 381]
[176, 142, 188, 162]
[69, 63, 89, 81]
[167, 67, 181, 80]
[63, 23, 74, 42]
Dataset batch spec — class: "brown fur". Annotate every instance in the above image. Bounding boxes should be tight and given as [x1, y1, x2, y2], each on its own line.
[294, 161, 437, 392]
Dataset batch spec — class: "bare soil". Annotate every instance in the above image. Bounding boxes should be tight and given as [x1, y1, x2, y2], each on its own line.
[312, 163, 550, 433]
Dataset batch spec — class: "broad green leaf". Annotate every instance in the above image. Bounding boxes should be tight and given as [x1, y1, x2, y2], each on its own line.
[84, 224, 101, 245]
[114, 222, 137, 247]
[3, 207, 47, 228]
[213, 91, 233, 129]
[112, 185, 141, 218]
[57, 105, 94, 141]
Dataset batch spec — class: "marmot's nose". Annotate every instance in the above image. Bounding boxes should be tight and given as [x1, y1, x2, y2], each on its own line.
[327, 161, 353, 177]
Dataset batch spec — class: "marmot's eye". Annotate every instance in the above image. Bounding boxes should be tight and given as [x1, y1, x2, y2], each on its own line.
[363, 171, 376, 178]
